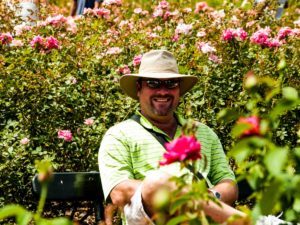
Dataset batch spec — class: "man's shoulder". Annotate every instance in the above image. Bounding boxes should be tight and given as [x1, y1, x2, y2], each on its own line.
[193, 121, 219, 138]
[106, 118, 138, 132]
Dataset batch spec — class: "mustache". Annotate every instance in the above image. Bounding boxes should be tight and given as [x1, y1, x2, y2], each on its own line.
[151, 94, 174, 98]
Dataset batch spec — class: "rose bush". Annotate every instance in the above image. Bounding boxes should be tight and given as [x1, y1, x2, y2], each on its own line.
[0, 0, 299, 222]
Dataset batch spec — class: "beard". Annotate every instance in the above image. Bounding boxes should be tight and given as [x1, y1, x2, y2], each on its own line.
[150, 95, 177, 116]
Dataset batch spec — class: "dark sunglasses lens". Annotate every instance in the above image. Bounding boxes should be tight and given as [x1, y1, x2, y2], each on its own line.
[165, 80, 179, 89]
[146, 80, 160, 88]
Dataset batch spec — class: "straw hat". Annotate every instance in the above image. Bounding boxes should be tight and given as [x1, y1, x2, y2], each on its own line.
[120, 50, 198, 100]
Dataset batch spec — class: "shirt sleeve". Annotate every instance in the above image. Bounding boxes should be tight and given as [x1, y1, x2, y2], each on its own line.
[207, 131, 235, 185]
[98, 129, 134, 200]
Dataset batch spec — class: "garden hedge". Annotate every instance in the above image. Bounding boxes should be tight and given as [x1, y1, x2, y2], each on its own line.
[0, 0, 299, 222]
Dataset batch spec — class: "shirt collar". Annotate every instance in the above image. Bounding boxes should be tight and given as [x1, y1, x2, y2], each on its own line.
[135, 111, 186, 139]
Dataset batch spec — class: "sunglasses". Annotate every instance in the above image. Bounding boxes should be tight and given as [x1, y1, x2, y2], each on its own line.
[141, 79, 180, 89]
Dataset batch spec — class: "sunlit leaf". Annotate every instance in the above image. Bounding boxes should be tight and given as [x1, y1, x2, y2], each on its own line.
[259, 179, 283, 215]
[293, 198, 300, 212]
[166, 215, 188, 225]
[217, 108, 241, 123]
[231, 123, 252, 138]
[0, 204, 27, 220]
[264, 147, 288, 175]
[269, 98, 300, 120]
[282, 87, 298, 101]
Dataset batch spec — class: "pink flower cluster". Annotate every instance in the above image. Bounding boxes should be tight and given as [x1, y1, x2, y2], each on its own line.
[117, 65, 131, 75]
[0, 32, 13, 45]
[102, 0, 122, 6]
[30, 36, 59, 52]
[197, 41, 216, 53]
[20, 137, 30, 145]
[133, 8, 149, 15]
[133, 54, 142, 66]
[14, 24, 32, 36]
[194, 2, 211, 13]
[277, 26, 299, 40]
[237, 116, 260, 137]
[153, 1, 177, 20]
[84, 118, 94, 126]
[222, 28, 248, 41]
[160, 135, 202, 166]
[106, 47, 122, 55]
[84, 8, 111, 19]
[250, 27, 272, 47]
[175, 23, 193, 35]
[38, 15, 77, 33]
[58, 129, 73, 142]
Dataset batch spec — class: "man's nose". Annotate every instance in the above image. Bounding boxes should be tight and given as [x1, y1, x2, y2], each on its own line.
[155, 87, 171, 95]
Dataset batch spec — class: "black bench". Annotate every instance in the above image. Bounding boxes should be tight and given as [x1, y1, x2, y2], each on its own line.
[32, 172, 104, 224]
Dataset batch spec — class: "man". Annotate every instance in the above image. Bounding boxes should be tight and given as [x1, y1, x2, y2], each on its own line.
[98, 49, 246, 225]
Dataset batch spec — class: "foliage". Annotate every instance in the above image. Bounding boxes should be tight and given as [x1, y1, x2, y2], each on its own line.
[0, 0, 299, 222]
[218, 75, 300, 222]
[0, 160, 72, 225]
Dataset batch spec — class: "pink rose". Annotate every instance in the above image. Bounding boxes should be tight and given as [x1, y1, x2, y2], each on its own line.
[106, 47, 122, 55]
[237, 116, 260, 137]
[134, 8, 143, 14]
[103, 0, 122, 6]
[250, 27, 271, 46]
[118, 65, 131, 75]
[20, 138, 30, 145]
[133, 54, 142, 66]
[84, 118, 94, 126]
[194, 2, 209, 13]
[158, 0, 169, 10]
[45, 36, 59, 50]
[266, 38, 282, 48]
[235, 28, 248, 41]
[94, 8, 111, 19]
[209, 54, 222, 64]
[153, 8, 164, 17]
[277, 27, 293, 40]
[175, 23, 193, 35]
[222, 29, 235, 41]
[0, 32, 13, 45]
[30, 35, 44, 49]
[45, 15, 68, 27]
[197, 41, 216, 54]
[222, 28, 247, 41]
[11, 39, 24, 47]
[58, 130, 73, 142]
[159, 135, 202, 166]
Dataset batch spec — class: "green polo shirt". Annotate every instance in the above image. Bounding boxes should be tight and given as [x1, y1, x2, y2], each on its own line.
[98, 112, 235, 200]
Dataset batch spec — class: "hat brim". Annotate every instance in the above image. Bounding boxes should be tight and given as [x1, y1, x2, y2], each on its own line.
[120, 73, 198, 100]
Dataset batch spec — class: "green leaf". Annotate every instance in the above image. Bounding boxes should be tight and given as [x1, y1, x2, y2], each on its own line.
[166, 215, 188, 225]
[282, 87, 298, 101]
[0, 204, 28, 220]
[217, 108, 240, 123]
[259, 179, 283, 215]
[229, 140, 251, 163]
[269, 98, 300, 120]
[264, 147, 288, 175]
[293, 198, 300, 212]
[17, 211, 32, 225]
[231, 123, 252, 139]
[170, 196, 190, 214]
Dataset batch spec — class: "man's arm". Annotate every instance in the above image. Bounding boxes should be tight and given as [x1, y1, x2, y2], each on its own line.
[109, 179, 142, 207]
[211, 179, 238, 205]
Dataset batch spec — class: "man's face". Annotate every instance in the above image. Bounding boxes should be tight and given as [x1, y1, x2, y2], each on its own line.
[137, 79, 180, 121]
